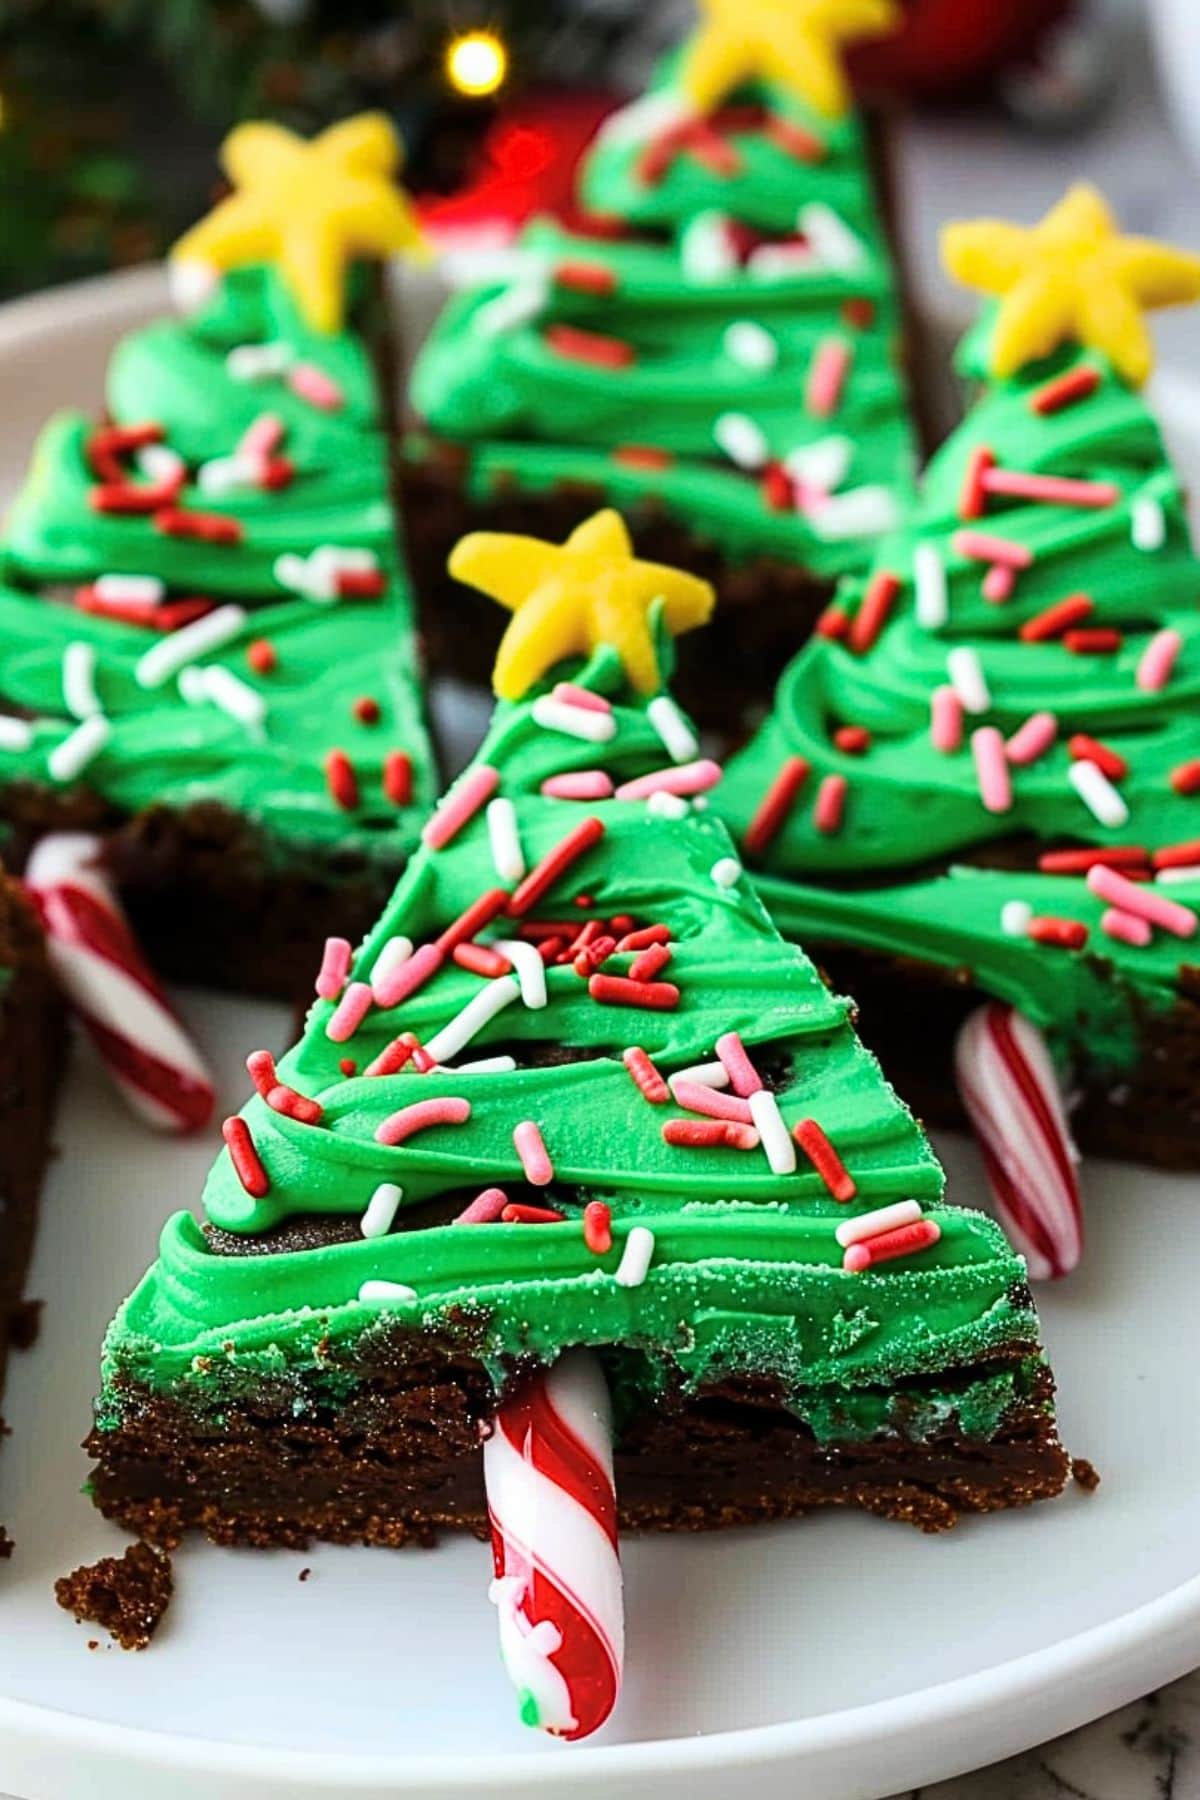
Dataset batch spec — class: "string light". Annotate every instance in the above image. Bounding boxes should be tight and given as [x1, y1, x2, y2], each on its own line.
[445, 29, 509, 99]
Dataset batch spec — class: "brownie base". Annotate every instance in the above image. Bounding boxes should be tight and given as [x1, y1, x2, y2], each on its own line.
[88, 1348, 1069, 1552]
[816, 942, 1200, 1171]
[0, 784, 404, 1004]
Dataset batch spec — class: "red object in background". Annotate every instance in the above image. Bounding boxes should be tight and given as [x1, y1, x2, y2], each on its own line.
[849, 0, 1077, 99]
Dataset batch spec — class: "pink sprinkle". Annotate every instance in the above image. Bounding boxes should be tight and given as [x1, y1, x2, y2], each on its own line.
[422, 764, 500, 850]
[237, 412, 285, 461]
[1101, 907, 1152, 947]
[315, 935, 352, 1000]
[325, 981, 374, 1043]
[614, 758, 723, 802]
[1136, 628, 1184, 693]
[1006, 711, 1058, 766]
[375, 1095, 471, 1147]
[952, 530, 1034, 570]
[287, 361, 344, 411]
[972, 727, 1012, 814]
[454, 1187, 509, 1224]
[805, 335, 852, 419]
[715, 1030, 762, 1097]
[982, 563, 1016, 604]
[981, 467, 1120, 509]
[514, 1119, 553, 1186]
[541, 770, 614, 800]
[671, 1079, 755, 1123]
[551, 682, 612, 714]
[373, 941, 444, 1009]
[813, 773, 847, 834]
[1086, 863, 1198, 938]
[930, 685, 964, 753]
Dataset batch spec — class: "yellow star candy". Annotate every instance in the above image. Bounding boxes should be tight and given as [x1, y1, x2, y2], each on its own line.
[678, 0, 900, 119]
[448, 510, 715, 701]
[170, 113, 428, 335]
[942, 184, 1200, 387]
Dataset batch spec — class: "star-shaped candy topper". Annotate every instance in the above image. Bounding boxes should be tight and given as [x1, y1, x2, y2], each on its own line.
[942, 183, 1200, 388]
[678, 0, 899, 120]
[448, 510, 715, 701]
[170, 113, 428, 335]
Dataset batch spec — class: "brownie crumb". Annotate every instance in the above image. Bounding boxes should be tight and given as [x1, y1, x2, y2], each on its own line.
[0, 1526, 12, 1560]
[1071, 1456, 1101, 1492]
[55, 1542, 173, 1650]
[298, 1566, 311, 1582]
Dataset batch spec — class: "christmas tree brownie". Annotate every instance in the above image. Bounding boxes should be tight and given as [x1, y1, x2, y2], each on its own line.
[717, 186, 1200, 1274]
[0, 115, 436, 998]
[88, 510, 1069, 1592]
[406, 0, 920, 730]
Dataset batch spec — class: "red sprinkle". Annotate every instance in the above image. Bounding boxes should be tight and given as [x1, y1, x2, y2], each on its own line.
[841, 297, 876, 329]
[1170, 759, 1200, 796]
[1030, 364, 1100, 415]
[536, 935, 565, 964]
[615, 925, 670, 953]
[761, 461, 794, 512]
[247, 638, 277, 675]
[765, 115, 825, 161]
[832, 725, 871, 754]
[90, 480, 180, 516]
[844, 1219, 942, 1272]
[501, 1203, 566, 1225]
[1019, 593, 1095, 642]
[815, 605, 850, 642]
[613, 444, 674, 471]
[339, 1058, 357, 1077]
[452, 942, 512, 979]
[222, 1116, 269, 1198]
[743, 755, 810, 858]
[508, 817, 605, 916]
[583, 1201, 614, 1254]
[85, 421, 162, 477]
[1029, 916, 1090, 950]
[1039, 846, 1150, 874]
[813, 773, 848, 835]
[793, 1119, 856, 1201]
[554, 259, 617, 296]
[436, 887, 509, 955]
[544, 323, 635, 369]
[74, 588, 212, 633]
[1068, 734, 1128, 782]
[629, 943, 672, 982]
[588, 973, 679, 1010]
[623, 1046, 670, 1104]
[1064, 628, 1123, 654]
[848, 571, 901, 654]
[365, 1032, 420, 1078]
[1154, 839, 1200, 870]
[958, 445, 995, 520]
[325, 749, 359, 811]
[384, 750, 413, 807]
[153, 506, 243, 545]
[353, 695, 381, 725]
[336, 569, 387, 600]
[663, 1118, 758, 1150]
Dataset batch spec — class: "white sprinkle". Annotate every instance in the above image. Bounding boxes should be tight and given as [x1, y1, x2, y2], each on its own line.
[486, 796, 526, 883]
[358, 1280, 418, 1304]
[361, 1182, 403, 1240]
[0, 717, 34, 752]
[646, 790, 689, 820]
[93, 573, 164, 605]
[492, 939, 547, 1011]
[747, 243, 815, 281]
[135, 604, 246, 689]
[474, 277, 548, 339]
[749, 1089, 796, 1174]
[62, 641, 101, 719]
[423, 975, 521, 1066]
[274, 545, 377, 604]
[1068, 759, 1129, 828]
[530, 695, 617, 743]
[647, 694, 698, 763]
[177, 666, 208, 705]
[1001, 900, 1034, 938]
[138, 444, 185, 486]
[614, 1225, 655, 1289]
[723, 320, 778, 371]
[207, 666, 268, 729]
[451, 1054, 519, 1074]
[947, 646, 990, 715]
[713, 411, 770, 471]
[197, 453, 257, 496]
[1131, 494, 1166, 552]
[371, 936, 413, 1000]
[784, 434, 853, 493]
[711, 856, 742, 889]
[1158, 865, 1200, 885]
[913, 541, 948, 630]
[596, 87, 692, 146]
[810, 485, 901, 542]
[835, 1199, 923, 1249]
[669, 1062, 729, 1095]
[680, 210, 738, 283]
[226, 340, 293, 381]
[798, 202, 866, 272]
[439, 247, 551, 291]
[48, 714, 111, 784]
[168, 257, 218, 313]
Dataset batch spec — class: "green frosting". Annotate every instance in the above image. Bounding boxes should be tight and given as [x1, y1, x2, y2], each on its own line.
[98, 641, 1048, 1441]
[0, 265, 434, 858]
[410, 52, 916, 571]
[718, 322, 1200, 1076]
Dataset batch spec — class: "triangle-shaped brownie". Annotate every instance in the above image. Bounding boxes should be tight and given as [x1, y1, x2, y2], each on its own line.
[88, 512, 1069, 1712]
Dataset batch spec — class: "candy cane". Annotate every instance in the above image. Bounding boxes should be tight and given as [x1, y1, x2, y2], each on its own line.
[24, 833, 215, 1134]
[954, 1002, 1082, 1280]
[483, 1348, 623, 1740]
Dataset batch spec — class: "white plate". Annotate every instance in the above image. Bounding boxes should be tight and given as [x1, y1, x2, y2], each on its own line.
[1, 268, 1199, 1800]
